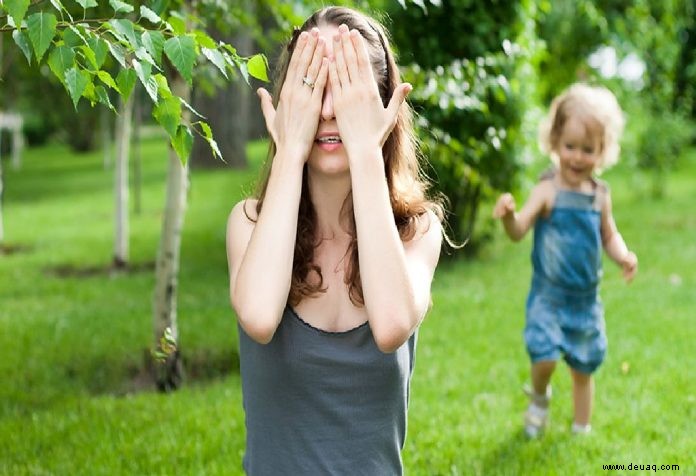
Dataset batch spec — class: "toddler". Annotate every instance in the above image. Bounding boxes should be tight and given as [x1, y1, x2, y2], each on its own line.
[493, 83, 638, 437]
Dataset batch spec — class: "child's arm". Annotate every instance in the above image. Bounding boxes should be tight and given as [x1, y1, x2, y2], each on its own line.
[601, 190, 638, 283]
[492, 182, 551, 242]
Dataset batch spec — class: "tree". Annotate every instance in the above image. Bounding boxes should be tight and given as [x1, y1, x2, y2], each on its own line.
[0, 0, 268, 388]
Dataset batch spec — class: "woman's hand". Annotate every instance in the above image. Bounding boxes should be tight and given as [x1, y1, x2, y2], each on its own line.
[328, 24, 412, 161]
[257, 28, 329, 163]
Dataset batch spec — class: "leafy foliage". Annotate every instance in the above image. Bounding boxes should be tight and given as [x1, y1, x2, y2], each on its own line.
[0, 0, 269, 162]
[388, 0, 543, 249]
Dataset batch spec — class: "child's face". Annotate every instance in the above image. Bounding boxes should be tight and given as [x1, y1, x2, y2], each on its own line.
[555, 116, 603, 189]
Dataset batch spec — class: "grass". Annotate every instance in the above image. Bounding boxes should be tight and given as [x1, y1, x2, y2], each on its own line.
[0, 138, 694, 475]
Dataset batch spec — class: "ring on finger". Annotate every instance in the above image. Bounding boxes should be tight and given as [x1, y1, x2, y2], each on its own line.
[302, 76, 315, 89]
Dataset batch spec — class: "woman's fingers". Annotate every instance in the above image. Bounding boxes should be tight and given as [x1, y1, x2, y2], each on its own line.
[304, 36, 325, 91]
[257, 88, 276, 140]
[296, 28, 320, 85]
[350, 28, 372, 80]
[385, 82, 411, 128]
[332, 28, 350, 87]
[286, 30, 309, 85]
[341, 27, 360, 81]
[312, 58, 330, 101]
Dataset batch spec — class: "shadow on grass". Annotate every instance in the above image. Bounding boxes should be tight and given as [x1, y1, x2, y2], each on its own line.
[0, 243, 33, 255]
[44, 261, 156, 278]
[478, 429, 571, 474]
[113, 347, 241, 396]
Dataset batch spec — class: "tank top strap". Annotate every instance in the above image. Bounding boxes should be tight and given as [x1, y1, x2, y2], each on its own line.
[590, 177, 608, 212]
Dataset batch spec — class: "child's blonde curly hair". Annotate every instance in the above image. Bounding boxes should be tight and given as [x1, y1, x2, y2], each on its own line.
[539, 83, 625, 173]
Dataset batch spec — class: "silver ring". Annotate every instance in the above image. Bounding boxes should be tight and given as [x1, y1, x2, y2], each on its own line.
[302, 76, 315, 89]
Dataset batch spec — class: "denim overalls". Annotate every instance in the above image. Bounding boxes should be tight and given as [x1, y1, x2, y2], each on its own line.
[524, 174, 607, 374]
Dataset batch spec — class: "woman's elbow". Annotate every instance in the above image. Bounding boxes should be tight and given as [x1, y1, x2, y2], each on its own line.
[231, 298, 279, 345]
[372, 313, 416, 353]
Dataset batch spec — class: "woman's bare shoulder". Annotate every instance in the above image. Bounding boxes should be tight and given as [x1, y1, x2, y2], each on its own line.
[229, 198, 258, 223]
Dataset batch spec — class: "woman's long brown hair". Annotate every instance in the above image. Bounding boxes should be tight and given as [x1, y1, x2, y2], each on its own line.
[250, 6, 444, 306]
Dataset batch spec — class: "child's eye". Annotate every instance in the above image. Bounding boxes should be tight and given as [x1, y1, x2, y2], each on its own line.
[583, 147, 594, 154]
[565, 143, 574, 150]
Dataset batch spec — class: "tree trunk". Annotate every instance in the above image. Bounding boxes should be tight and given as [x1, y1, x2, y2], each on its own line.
[113, 96, 134, 268]
[190, 30, 253, 169]
[102, 106, 112, 170]
[132, 86, 143, 215]
[152, 75, 189, 392]
[0, 137, 4, 244]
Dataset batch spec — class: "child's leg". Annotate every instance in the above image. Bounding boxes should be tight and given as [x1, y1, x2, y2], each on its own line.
[532, 360, 556, 395]
[570, 368, 593, 426]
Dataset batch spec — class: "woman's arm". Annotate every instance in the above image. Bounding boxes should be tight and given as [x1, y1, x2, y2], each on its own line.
[328, 26, 440, 352]
[226, 159, 304, 344]
[352, 160, 442, 353]
[600, 190, 638, 282]
[227, 29, 329, 343]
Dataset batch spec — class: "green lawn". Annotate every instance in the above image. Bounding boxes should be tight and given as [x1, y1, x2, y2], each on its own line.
[0, 138, 694, 475]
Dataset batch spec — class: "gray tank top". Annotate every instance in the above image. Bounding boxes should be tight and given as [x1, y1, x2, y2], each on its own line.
[238, 306, 417, 475]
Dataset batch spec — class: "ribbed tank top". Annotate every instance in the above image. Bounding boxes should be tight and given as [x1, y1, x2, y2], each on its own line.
[238, 306, 417, 475]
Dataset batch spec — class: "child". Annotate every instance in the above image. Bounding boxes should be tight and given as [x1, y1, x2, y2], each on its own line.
[493, 83, 638, 437]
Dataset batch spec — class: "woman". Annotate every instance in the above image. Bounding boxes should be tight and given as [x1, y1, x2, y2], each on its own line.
[226, 6, 444, 474]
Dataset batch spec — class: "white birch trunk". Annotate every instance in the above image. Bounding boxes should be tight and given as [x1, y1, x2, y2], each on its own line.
[152, 75, 189, 390]
[113, 96, 134, 268]
[0, 145, 4, 244]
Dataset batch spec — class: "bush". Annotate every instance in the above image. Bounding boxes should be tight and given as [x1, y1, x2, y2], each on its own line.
[386, 0, 542, 251]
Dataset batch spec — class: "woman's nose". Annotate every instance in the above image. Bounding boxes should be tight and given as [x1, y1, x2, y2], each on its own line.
[320, 88, 335, 121]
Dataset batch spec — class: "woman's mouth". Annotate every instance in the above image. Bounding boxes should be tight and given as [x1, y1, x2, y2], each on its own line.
[316, 135, 342, 151]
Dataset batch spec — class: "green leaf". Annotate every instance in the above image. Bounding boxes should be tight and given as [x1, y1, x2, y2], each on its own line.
[133, 59, 158, 102]
[141, 30, 164, 63]
[116, 68, 137, 103]
[80, 45, 99, 70]
[75, 0, 97, 9]
[107, 19, 139, 50]
[164, 35, 196, 84]
[202, 48, 228, 79]
[247, 54, 268, 82]
[12, 30, 33, 64]
[109, 0, 134, 13]
[47, 45, 75, 82]
[153, 74, 172, 99]
[95, 85, 115, 111]
[193, 30, 216, 49]
[180, 97, 205, 119]
[62, 26, 85, 48]
[106, 39, 127, 69]
[140, 5, 162, 24]
[49, 0, 73, 21]
[82, 80, 97, 105]
[97, 70, 119, 91]
[135, 46, 160, 70]
[153, 95, 181, 138]
[198, 121, 222, 160]
[6, 0, 31, 26]
[172, 125, 193, 164]
[166, 14, 186, 35]
[64, 67, 89, 109]
[87, 37, 109, 69]
[26, 12, 58, 62]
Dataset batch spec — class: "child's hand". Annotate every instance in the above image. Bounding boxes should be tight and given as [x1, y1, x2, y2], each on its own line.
[493, 193, 516, 219]
[621, 251, 638, 283]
